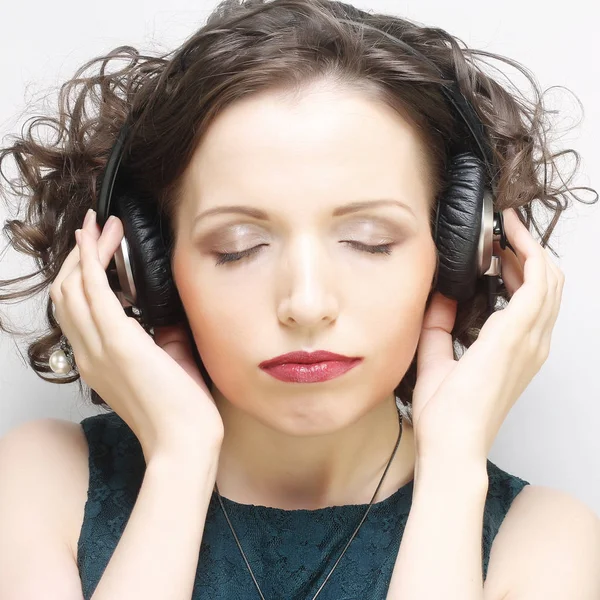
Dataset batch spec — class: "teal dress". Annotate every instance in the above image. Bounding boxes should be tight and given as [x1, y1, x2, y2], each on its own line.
[76, 411, 529, 599]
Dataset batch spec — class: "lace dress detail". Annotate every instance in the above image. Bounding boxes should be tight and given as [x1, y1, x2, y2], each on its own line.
[77, 411, 529, 599]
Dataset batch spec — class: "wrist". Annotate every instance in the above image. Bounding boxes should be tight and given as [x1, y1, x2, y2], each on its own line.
[147, 437, 223, 471]
[414, 454, 489, 492]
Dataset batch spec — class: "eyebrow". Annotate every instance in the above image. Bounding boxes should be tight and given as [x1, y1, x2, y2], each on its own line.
[193, 198, 416, 223]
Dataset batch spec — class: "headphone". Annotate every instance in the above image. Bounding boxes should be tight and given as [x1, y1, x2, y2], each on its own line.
[96, 19, 512, 341]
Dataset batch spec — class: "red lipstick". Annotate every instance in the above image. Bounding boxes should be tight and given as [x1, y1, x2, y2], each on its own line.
[259, 350, 363, 383]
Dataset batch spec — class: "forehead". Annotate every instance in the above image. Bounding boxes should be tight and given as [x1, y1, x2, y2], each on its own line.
[178, 86, 434, 221]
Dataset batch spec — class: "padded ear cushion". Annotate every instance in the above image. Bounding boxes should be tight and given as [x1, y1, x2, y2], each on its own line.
[111, 186, 186, 327]
[434, 151, 486, 302]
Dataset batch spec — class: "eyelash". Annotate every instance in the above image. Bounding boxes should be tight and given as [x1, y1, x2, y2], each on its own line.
[214, 241, 394, 266]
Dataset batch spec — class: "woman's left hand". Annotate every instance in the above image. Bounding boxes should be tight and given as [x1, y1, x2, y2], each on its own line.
[411, 207, 565, 465]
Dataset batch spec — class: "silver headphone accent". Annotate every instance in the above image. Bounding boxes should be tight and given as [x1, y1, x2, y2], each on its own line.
[113, 236, 137, 308]
[480, 188, 502, 278]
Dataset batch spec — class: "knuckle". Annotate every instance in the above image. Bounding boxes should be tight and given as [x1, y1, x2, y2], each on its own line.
[49, 284, 59, 304]
[59, 278, 71, 297]
[60, 274, 80, 297]
[50, 278, 64, 299]
[537, 342, 551, 364]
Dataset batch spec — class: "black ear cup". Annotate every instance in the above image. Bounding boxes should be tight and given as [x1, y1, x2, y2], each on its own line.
[434, 151, 487, 302]
[107, 182, 186, 328]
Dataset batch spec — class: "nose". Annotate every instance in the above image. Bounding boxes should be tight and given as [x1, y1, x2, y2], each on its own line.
[276, 234, 339, 328]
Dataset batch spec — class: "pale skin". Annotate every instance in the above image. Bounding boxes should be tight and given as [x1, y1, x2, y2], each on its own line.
[171, 83, 438, 510]
[1, 82, 599, 599]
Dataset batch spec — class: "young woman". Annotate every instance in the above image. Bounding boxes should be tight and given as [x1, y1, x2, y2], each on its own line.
[0, 0, 598, 598]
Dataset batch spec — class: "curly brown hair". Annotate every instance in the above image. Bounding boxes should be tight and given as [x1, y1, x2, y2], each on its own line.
[0, 0, 596, 411]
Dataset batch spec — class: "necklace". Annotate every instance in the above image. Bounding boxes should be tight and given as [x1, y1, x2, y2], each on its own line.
[214, 406, 404, 600]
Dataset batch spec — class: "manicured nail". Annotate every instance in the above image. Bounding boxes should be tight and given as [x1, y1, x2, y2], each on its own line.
[106, 215, 118, 229]
[83, 208, 94, 226]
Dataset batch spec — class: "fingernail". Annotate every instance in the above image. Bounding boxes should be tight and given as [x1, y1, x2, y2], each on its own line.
[104, 215, 120, 233]
[83, 208, 93, 226]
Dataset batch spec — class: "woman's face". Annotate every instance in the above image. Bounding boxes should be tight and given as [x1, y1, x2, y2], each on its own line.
[171, 83, 438, 435]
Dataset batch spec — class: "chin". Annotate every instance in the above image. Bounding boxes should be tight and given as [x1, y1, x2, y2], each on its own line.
[253, 402, 367, 438]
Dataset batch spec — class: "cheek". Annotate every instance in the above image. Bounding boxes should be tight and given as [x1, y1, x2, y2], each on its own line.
[172, 252, 259, 379]
[176, 278, 250, 357]
[365, 237, 436, 324]
[366, 247, 436, 383]
[370, 288, 428, 370]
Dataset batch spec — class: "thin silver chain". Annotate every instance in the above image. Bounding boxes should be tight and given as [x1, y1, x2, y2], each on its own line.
[214, 406, 404, 600]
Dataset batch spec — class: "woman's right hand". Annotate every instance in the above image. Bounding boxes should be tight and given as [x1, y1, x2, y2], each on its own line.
[49, 209, 224, 462]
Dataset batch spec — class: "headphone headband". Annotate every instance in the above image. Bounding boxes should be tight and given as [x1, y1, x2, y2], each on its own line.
[97, 117, 133, 229]
[336, 19, 497, 186]
[99, 21, 497, 230]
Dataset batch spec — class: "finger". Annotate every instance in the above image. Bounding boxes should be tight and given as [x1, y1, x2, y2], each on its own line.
[501, 208, 527, 268]
[50, 209, 96, 306]
[538, 250, 565, 351]
[154, 324, 196, 362]
[81, 210, 120, 265]
[416, 291, 457, 378]
[57, 212, 124, 328]
[500, 214, 563, 360]
[78, 220, 130, 342]
[154, 324, 191, 349]
[542, 245, 565, 300]
[541, 268, 565, 350]
[64, 211, 123, 282]
[95, 214, 125, 269]
[495, 239, 523, 297]
[500, 208, 549, 327]
[50, 210, 124, 369]
[86, 209, 102, 240]
[501, 208, 563, 306]
[56, 223, 121, 364]
[50, 208, 111, 319]
[55, 228, 106, 363]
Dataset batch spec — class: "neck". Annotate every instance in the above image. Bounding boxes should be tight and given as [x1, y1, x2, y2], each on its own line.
[212, 392, 416, 510]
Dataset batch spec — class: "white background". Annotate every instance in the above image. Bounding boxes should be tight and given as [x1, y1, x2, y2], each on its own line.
[1, 0, 598, 513]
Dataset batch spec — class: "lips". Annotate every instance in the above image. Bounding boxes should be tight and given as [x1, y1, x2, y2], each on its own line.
[259, 350, 363, 384]
[258, 350, 360, 368]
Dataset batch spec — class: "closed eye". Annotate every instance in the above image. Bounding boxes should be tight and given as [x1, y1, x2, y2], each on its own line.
[346, 241, 394, 255]
[213, 241, 394, 266]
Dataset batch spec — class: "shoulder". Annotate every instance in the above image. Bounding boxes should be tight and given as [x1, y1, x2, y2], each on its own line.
[485, 482, 600, 599]
[0, 417, 90, 562]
